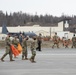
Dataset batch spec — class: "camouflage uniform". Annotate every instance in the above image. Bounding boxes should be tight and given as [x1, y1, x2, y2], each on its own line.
[71, 36, 76, 48]
[64, 40, 69, 48]
[22, 37, 28, 60]
[12, 37, 19, 49]
[1, 35, 14, 62]
[30, 37, 37, 63]
[19, 34, 23, 45]
[52, 34, 60, 48]
[12, 37, 19, 58]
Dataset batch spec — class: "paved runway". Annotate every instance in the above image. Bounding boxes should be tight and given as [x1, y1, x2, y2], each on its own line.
[0, 48, 76, 75]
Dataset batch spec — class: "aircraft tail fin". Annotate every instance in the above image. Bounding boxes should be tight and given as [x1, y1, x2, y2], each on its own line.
[2, 24, 8, 34]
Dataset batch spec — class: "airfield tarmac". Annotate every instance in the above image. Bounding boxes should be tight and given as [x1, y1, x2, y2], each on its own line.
[0, 48, 76, 75]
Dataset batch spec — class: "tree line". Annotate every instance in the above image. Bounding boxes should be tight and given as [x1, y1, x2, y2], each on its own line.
[0, 10, 76, 27]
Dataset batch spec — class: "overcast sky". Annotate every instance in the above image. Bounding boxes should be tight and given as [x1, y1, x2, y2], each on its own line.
[0, 0, 76, 16]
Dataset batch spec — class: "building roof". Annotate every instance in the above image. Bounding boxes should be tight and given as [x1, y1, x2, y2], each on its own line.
[58, 17, 72, 22]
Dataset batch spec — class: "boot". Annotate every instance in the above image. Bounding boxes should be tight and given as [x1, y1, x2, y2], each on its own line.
[1, 53, 7, 62]
[31, 58, 36, 63]
[29, 56, 33, 61]
[1, 58, 4, 62]
[22, 56, 25, 60]
[31, 60, 36, 63]
[22, 58, 25, 60]
[24, 53, 28, 60]
[10, 55, 15, 61]
[10, 58, 15, 61]
[10, 59, 15, 61]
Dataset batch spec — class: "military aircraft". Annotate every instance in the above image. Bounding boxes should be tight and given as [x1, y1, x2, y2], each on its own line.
[2, 24, 37, 38]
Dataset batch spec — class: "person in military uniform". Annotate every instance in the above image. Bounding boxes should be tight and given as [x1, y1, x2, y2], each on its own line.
[52, 32, 60, 48]
[63, 40, 69, 48]
[19, 33, 23, 45]
[12, 35, 19, 58]
[1, 34, 14, 62]
[36, 33, 42, 51]
[22, 36, 29, 60]
[29, 36, 37, 63]
[71, 34, 76, 48]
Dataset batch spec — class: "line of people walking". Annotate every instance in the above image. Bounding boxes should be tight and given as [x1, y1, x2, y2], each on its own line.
[1, 32, 76, 62]
[0, 33, 38, 63]
[52, 32, 76, 48]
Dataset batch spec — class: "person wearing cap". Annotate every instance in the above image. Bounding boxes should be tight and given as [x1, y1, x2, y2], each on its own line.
[29, 36, 37, 63]
[22, 36, 29, 60]
[52, 32, 60, 48]
[1, 34, 14, 62]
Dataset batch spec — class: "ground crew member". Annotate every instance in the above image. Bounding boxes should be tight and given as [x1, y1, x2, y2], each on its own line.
[22, 36, 29, 60]
[12, 35, 19, 58]
[71, 34, 76, 48]
[1, 34, 14, 62]
[63, 40, 69, 48]
[30, 36, 37, 63]
[36, 33, 42, 51]
[19, 33, 23, 45]
[52, 32, 60, 48]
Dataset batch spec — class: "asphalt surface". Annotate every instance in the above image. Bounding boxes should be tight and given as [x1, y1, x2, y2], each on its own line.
[0, 48, 76, 75]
